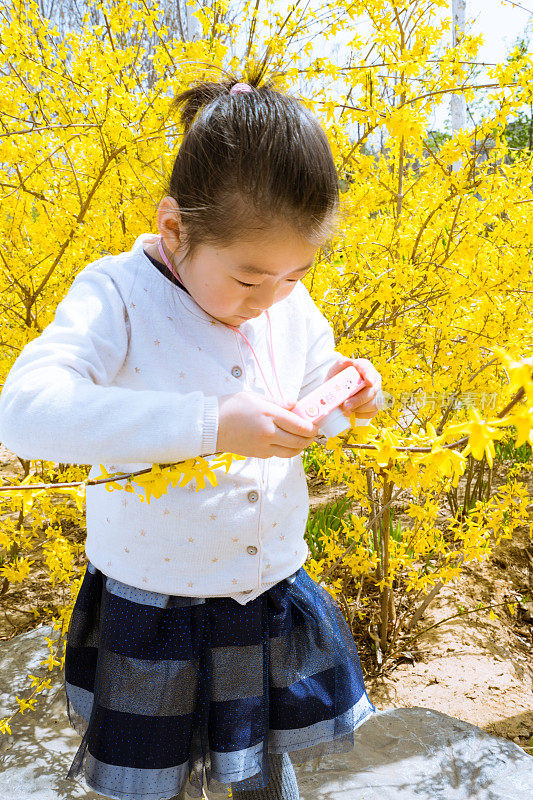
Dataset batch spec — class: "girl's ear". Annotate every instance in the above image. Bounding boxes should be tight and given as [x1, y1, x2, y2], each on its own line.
[157, 196, 183, 249]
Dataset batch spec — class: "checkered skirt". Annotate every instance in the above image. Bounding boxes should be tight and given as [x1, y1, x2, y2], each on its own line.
[64, 560, 376, 800]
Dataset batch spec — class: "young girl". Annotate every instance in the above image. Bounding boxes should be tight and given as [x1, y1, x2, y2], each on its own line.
[0, 66, 382, 800]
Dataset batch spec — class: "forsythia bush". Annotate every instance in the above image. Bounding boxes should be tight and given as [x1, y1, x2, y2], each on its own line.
[1, 0, 533, 734]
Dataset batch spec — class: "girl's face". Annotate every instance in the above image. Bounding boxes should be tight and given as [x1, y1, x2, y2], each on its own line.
[158, 223, 319, 327]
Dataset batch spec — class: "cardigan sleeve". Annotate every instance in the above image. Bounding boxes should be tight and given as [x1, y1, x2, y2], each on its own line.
[296, 282, 342, 402]
[0, 268, 219, 465]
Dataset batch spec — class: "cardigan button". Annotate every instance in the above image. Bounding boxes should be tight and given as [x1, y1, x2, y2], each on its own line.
[247, 546, 258, 555]
[242, 589, 253, 594]
[247, 490, 258, 502]
[231, 365, 242, 378]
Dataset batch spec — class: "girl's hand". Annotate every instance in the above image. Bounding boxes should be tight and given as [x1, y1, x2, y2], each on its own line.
[217, 391, 320, 459]
[324, 357, 383, 421]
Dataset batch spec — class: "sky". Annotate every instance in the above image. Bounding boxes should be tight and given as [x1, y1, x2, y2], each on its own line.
[305, 0, 533, 134]
[437, 0, 533, 128]
[467, 0, 532, 65]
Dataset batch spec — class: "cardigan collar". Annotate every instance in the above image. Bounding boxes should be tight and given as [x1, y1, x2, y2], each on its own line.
[130, 233, 287, 405]
[132, 233, 268, 335]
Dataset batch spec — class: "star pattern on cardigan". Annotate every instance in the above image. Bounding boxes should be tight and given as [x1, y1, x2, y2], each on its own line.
[134, 367, 140, 373]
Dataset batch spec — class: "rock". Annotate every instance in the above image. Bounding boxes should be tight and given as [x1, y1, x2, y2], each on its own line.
[1, 625, 532, 800]
[0, 624, 91, 799]
[297, 707, 533, 799]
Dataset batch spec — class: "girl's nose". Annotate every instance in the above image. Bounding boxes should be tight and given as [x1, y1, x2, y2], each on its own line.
[249, 281, 279, 310]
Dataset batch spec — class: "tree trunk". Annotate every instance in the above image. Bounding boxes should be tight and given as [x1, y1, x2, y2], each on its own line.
[451, 0, 467, 171]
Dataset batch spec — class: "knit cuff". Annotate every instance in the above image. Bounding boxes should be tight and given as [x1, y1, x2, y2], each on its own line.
[201, 395, 219, 455]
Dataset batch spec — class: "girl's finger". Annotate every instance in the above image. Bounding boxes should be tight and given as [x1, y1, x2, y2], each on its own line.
[343, 388, 383, 412]
[345, 386, 377, 408]
[327, 359, 354, 380]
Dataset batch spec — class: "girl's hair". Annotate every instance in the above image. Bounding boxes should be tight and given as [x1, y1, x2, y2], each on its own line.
[165, 57, 340, 259]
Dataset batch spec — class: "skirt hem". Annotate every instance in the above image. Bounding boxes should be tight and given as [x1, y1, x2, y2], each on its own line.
[67, 705, 378, 800]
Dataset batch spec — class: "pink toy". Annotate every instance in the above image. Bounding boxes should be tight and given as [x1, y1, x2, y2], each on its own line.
[291, 366, 367, 438]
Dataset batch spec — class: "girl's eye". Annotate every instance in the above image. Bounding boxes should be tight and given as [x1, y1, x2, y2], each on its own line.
[236, 279, 298, 288]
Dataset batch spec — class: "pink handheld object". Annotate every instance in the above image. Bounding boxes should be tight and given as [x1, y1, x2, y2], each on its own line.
[292, 366, 367, 438]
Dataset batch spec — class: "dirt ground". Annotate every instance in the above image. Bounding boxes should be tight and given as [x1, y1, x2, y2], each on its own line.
[1, 443, 532, 756]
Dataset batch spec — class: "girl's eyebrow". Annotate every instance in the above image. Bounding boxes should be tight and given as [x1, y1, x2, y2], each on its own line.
[237, 261, 314, 276]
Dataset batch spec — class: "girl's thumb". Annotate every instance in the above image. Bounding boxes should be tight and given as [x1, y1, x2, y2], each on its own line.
[282, 398, 297, 411]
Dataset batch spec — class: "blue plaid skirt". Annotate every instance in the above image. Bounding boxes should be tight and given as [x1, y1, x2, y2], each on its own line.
[64, 560, 376, 800]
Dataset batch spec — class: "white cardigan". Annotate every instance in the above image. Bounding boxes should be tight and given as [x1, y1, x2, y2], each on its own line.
[0, 233, 342, 604]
